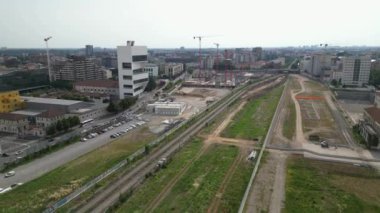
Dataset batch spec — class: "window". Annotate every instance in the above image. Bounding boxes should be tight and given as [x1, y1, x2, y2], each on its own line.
[134, 86, 144, 92]
[123, 75, 132, 80]
[123, 85, 132, 88]
[133, 68, 147, 74]
[133, 78, 148, 84]
[122, 62, 132, 69]
[124, 93, 133, 96]
[132, 55, 147, 62]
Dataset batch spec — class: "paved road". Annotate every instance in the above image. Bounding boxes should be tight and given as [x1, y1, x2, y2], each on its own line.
[0, 119, 138, 189]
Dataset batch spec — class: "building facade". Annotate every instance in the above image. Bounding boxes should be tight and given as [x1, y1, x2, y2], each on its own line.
[163, 63, 183, 79]
[0, 113, 29, 135]
[342, 56, 371, 86]
[74, 80, 119, 96]
[54, 56, 107, 81]
[85, 45, 94, 57]
[0, 91, 24, 113]
[144, 64, 159, 78]
[117, 41, 149, 98]
[359, 107, 380, 149]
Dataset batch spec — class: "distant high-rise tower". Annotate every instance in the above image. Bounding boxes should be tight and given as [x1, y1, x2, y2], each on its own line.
[342, 56, 371, 86]
[117, 41, 149, 99]
[85, 45, 94, 57]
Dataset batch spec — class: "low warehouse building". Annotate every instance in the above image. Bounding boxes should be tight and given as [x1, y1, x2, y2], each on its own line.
[147, 102, 186, 116]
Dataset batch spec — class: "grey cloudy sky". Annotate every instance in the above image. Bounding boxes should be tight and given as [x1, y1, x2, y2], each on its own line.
[1, 0, 379, 48]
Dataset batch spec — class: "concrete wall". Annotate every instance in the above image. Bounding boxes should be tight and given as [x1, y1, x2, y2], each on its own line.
[334, 89, 375, 103]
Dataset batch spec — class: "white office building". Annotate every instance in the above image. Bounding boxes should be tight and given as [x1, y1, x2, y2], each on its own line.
[342, 56, 371, 86]
[144, 63, 159, 77]
[117, 41, 149, 99]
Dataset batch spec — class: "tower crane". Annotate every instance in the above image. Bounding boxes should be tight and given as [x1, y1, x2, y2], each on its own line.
[44, 36, 53, 82]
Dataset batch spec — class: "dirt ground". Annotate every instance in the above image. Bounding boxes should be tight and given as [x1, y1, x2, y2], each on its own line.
[245, 151, 287, 213]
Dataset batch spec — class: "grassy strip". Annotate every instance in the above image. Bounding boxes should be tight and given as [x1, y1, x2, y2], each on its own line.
[222, 86, 284, 140]
[0, 127, 156, 212]
[113, 138, 204, 212]
[283, 99, 296, 140]
[153, 144, 238, 212]
[219, 158, 254, 212]
[285, 156, 380, 213]
[1, 135, 80, 173]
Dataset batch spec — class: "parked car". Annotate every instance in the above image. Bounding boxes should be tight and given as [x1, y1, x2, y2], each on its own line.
[81, 138, 87, 142]
[15, 150, 23, 155]
[4, 171, 15, 178]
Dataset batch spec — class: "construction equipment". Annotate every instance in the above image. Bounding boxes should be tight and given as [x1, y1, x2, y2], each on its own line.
[44, 36, 53, 82]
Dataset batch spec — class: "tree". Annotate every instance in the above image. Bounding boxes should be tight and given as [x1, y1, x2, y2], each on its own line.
[144, 77, 157, 92]
[107, 101, 118, 113]
[119, 97, 138, 110]
[56, 120, 63, 131]
[62, 118, 70, 131]
[46, 125, 56, 135]
[331, 79, 338, 87]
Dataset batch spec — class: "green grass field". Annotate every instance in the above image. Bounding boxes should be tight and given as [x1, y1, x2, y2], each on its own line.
[115, 138, 204, 212]
[0, 127, 156, 212]
[285, 156, 380, 213]
[283, 99, 296, 140]
[218, 157, 253, 212]
[222, 86, 284, 140]
[153, 144, 238, 212]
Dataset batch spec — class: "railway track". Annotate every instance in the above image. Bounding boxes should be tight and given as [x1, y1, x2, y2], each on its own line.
[75, 75, 284, 213]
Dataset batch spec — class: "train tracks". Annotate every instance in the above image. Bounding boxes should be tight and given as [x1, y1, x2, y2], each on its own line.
[73, 76, 283, 212]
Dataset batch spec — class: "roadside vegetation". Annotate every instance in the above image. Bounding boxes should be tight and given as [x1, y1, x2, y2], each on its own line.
[285, 155, 380, 213]
[113, 138, 204, 212]
[222, 86, 284, 140]
[0, 127, 156, 212]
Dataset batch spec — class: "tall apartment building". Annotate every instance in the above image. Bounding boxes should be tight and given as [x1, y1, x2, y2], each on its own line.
[54, 56, 107, 81]
[252, 47, 263, 61]
[117, 41, 149, 99]
[86, 45, 94, 57]
[310, 54, 332, 77]
[342, 56, 371, 86]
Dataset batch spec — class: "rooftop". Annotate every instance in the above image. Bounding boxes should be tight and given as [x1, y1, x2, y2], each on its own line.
[22, 96, 82, 106]
[11, 110, 43, 116]
[39, 109, 66, 118]
[74, 80, 119, 88]
[0, 113, 27, 121]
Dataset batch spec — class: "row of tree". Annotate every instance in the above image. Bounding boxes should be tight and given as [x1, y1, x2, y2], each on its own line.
[107, 96, 138, 113]
[46, 116, 81, 136]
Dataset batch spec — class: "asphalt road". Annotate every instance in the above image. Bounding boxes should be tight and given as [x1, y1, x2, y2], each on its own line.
[0, 118, 139, 189]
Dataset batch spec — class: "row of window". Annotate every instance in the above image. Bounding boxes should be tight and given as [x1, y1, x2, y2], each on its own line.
[133, 78, 148, 84]
[132, 55, 147, 62]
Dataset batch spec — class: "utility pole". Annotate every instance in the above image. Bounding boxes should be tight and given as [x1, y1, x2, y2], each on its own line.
[44, 36, 53, 82]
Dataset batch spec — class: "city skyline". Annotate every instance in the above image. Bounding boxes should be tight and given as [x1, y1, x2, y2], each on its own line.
[1, 0, 380, 48]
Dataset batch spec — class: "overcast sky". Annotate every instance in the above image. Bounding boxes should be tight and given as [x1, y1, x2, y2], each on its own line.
[1, 0, 379, 48]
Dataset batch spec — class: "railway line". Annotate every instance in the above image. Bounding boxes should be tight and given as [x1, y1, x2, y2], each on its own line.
[73, 75, 284, 212]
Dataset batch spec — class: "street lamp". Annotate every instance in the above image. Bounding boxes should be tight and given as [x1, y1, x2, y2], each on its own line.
[44, 36, 53, 82]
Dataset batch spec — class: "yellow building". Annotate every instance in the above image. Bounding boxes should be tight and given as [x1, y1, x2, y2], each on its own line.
[0, 91, 24, 113]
